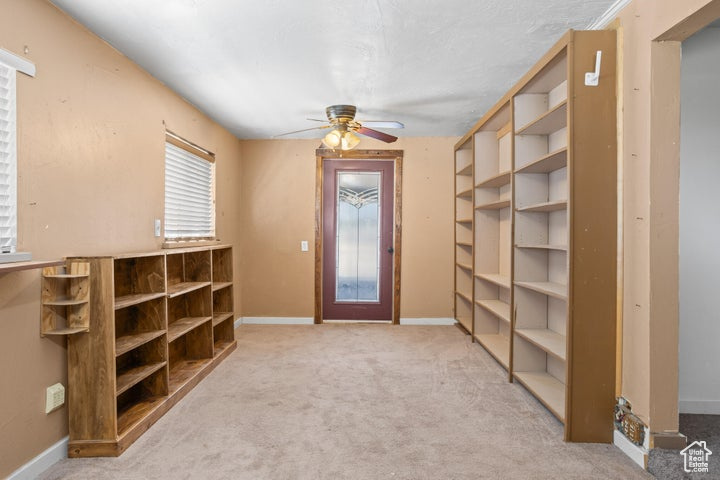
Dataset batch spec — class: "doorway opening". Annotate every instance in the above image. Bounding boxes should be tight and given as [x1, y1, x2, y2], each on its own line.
[314, 149, 403, 324]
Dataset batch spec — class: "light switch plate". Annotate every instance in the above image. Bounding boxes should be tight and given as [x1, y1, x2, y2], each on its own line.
[154, 219, 162, 237]
[301, 241, 309, 252]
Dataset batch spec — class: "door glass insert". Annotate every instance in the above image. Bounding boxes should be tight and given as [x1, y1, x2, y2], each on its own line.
[336, 172, 381, 302]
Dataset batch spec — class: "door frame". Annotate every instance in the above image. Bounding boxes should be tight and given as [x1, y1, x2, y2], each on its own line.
[314, 149, 403, 324]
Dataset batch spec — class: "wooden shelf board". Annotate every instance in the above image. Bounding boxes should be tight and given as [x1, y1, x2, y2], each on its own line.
[475, 299, 511, 323]
[476, 170, 511, 189]
[455, 291, 472, 304]
[114, 292, 166, 310]
[116, 395, 167, 437]
[475, 333, 510, 369]
[0, 259, 64, 274]
[456, 218, 473, 225]
[515, 147, 568, 174]
[474, 273, 511, 289]
[515, 328, 566, 360]
[41, 327, 89, 336]
[43, 298, 89, 306]
[211, 282, 233, 292]
[456, 241, 473, 248]
[115, 361, 167, 396]
[514, 280, 567, 300]
[167, 281, 211, 298]
[456, 163, 472, 176]
[43, 273, 89, 279]
[475, 199, 511, 211]
[515, 244, 567, 251]
[169, 358, 213, 394]
[513, 371, 566, 422]
[167, 317, 212, 343]
[212, 312, 234, 327]
[115, 330, 166, 357]
[456, 188, 473, 199]
[456, 263, 472, 272]
[516, 199, 567, 213]
[516, 100, 567, 136]
[214, 339, 235, 356]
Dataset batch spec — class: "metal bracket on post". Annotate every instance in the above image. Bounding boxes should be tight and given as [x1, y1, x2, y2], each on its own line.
[584, 50, 602, 86]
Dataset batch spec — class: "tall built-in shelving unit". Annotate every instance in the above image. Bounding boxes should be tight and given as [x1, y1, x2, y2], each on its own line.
[454, 140, 473, 334]
[452, 29, 617, 442]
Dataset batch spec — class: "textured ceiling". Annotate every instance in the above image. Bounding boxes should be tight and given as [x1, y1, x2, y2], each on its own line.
[50, 0, 616, 139]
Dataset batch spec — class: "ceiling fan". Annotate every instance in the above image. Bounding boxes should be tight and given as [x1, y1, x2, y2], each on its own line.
[275, 105, 404, 150]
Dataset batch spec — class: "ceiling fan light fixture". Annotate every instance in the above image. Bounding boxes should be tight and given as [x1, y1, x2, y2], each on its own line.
[322, 129, 342, 148]
[341, 130, 360, 150]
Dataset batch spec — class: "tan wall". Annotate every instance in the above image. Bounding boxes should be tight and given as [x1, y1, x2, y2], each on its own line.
[615, 0, 719, 436]
[0, 0, 242, 476]
[239, 137, 456, 319]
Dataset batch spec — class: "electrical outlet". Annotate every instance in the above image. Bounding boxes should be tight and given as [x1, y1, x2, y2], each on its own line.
[45, 383, 65, 413]
[301, 240, 309, 252]
[154, 219, 162, 237]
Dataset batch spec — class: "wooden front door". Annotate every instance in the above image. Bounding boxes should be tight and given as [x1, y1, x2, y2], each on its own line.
[321, 159, 395, 321]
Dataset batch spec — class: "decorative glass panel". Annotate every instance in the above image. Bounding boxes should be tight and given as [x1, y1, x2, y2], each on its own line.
[336, 172, 381, 302]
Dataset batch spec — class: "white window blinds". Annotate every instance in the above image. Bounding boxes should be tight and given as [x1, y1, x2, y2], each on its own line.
[164, 138, 215, 240]
[0, 61, 17, 254]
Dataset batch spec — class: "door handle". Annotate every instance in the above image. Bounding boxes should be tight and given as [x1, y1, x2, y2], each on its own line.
[387, 247, 394, 254]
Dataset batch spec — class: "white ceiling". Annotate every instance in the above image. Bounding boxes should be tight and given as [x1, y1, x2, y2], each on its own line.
[50, 0, 617, 139]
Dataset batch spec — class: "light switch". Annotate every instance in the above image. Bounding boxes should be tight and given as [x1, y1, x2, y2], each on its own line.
[154, 219, 162, 237]
[301, 241, 309, 252]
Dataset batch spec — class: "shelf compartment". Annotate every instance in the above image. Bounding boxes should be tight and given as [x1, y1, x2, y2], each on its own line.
[113, 256, 166, 303]
[515, 328, 566, 361]
[516, 200, 567, 213]
[515, 281, 567, 300]
[475, 199, 511, 211]
[516, 147, 567, 174]
[456, 188, 473, 199]
[116, 361, 167, 396]
[167, 281, 212, 298]
[455, 291, 472, 304]
[116, 394, 166, 438]
[116, 330, 166, 357]
[168, 358, 212, 394]
[212, 312, 234, 327]
[213, 339, 235, 356]
[212, 282, 233, 292]
[476, 170, 511, 189]
[474, 273, 511, 289]
[475, 299, 510, 323]
[456, 163, 472, 176]
[211, 247, 233, 283]
[114, 292, 167, 310]
[456, 263, 472, 272]
[168, 317, 212, 343]
[516, 100, 567, 136]
[515, 244, 567, 251]
[513, 371, 565, 421]
[475, 333, 510, 368]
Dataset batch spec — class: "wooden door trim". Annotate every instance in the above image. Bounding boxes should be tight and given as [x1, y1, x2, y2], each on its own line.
[314, 149, 403, 324]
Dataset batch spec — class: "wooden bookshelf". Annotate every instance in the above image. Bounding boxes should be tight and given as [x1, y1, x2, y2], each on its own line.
[454, 140, 474, 334]
[41, 262, 90, 336]
[66, 245, 236, 457]
[453, 29, 617, 443]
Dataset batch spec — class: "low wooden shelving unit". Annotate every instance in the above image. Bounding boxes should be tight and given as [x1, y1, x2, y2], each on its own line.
[41, 261, 90, 336]
[66, 244, 236, 457]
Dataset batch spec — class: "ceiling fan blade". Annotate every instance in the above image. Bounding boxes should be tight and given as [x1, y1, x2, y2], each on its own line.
[306, 118, 328, 123]
[274, 125, 331, 137]
[359, 120, 404, 129]
[356, 126, 398, 143]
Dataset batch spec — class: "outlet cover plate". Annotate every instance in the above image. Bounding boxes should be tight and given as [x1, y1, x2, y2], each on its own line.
[46, 383, 65, 413]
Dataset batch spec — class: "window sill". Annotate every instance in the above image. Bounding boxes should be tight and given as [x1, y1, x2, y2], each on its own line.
[162, 239, 220, 250]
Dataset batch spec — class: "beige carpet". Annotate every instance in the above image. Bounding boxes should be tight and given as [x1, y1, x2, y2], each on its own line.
[40, 325, 650, 479]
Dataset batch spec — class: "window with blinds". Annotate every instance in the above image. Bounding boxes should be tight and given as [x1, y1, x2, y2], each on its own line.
[0, 61, 17, 254]
[164, 135, 215, 240]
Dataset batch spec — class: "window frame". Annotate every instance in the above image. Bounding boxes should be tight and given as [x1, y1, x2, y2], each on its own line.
[163, 131, 216, 244]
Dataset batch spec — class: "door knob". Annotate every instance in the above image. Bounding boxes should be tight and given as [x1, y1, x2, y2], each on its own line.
[387, 247, 394, 254]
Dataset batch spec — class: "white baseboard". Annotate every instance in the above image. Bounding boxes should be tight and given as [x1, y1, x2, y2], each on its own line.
[679, 400, 720, 414]
[240, 317, 314, 325]
[8, 436, 68, 480]
[399, 317, 457, 325]
[234, 316, 242, 329]
[613, 430, 648, 470]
